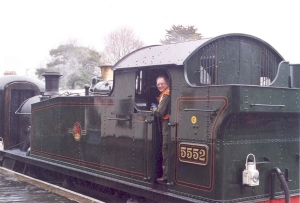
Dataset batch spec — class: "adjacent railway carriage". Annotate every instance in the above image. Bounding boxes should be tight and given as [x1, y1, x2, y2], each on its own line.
[0, 75, 44, 150]
[1, 33, 299, 202]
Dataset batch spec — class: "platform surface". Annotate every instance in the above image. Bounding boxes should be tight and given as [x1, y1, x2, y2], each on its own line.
[0, 167, 103, 203]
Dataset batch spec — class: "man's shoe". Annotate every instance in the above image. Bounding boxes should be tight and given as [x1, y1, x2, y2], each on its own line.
[156, 177, 167, 183]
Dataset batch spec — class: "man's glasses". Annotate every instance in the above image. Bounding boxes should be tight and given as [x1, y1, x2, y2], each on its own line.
[157, 83, 166, 87]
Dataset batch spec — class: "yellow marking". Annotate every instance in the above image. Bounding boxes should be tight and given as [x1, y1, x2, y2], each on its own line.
[191, 116, 197, 124]
[74, 133, 81, 141]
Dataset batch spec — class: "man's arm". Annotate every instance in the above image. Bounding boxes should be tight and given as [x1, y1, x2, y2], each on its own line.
[152, 94, 170, 117]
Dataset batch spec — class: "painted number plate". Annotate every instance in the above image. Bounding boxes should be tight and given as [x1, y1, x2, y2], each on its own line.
[179, 143, 208, 165]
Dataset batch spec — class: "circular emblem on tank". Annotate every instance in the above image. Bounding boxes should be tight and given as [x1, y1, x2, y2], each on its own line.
[73, 123, 81, 141]
[68, 122, 86, 141]
[191, 116, 197, 124]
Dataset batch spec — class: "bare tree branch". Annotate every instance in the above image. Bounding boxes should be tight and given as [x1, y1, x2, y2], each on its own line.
[101, 26, 145, 65]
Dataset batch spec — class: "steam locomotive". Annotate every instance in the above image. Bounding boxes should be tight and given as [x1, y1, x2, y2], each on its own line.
[0, 33, 299, 203]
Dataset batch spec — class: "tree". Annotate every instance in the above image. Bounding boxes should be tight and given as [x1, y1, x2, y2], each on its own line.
[160, 25, 202, 45]
[100, 26, 145, 65]
[35, 68, 48, 79]
[36, 42, 101, 89]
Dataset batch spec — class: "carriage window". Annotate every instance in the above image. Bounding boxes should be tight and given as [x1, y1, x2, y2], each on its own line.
[134, 69, 169, 112]
[185, 44, 217, 86]
[260, 48, 278, 86]
[199, 66, 211, 84]
[135, 70, 148, 111]
[186, 40, 281, 86]
[136, 70, 143, 94]
[199, 44, 216, 85]
[199, 55, 216, 85]
[260, 77, 271, 86]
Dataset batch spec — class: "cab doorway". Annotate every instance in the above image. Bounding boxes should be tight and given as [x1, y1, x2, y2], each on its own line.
[134, 68, 171, 183]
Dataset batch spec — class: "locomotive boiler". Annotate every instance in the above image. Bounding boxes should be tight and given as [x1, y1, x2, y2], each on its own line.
[0, 33, 299, 203]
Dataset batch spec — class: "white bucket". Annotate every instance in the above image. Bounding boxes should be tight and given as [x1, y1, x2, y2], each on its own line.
[0, 137, 4, 150]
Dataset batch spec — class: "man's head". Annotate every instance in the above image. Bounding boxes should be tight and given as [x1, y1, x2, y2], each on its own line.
[156, 76, 169, 92]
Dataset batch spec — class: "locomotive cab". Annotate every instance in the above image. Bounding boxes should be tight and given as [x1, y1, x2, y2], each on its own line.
[107, 65, 172, 181]
[110, 34, 299, 201]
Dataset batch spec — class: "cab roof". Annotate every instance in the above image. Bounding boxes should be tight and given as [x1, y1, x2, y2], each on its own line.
[112, 33, 284, 70]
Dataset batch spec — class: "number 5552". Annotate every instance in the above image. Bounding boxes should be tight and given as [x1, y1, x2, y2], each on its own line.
[179, 143, 208, 165]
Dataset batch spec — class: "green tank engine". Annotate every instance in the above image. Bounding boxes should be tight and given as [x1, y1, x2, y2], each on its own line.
[2, 33, 299, 203]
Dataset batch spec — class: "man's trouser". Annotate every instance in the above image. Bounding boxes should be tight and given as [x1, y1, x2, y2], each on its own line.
[161, 119, 170, 180]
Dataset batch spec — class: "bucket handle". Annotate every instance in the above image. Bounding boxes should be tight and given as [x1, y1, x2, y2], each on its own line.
[245, 153, 256, 170]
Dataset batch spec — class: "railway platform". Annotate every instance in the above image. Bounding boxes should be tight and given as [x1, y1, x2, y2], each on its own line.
[0, 167, 103, 203]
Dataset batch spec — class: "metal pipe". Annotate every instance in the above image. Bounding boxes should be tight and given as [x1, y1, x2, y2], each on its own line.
[271, 167, 290, 203]
[42, 72, 62, 95]
[84, 84, 90, 96]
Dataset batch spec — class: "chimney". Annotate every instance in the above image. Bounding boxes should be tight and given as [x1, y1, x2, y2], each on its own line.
[99, 65, 113, 81]
[42, 72, 62, 95]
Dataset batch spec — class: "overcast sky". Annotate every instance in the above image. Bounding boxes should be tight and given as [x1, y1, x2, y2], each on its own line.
[0, 0, 299, 76]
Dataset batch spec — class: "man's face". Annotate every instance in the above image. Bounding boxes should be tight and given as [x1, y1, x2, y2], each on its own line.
[156, 78, 168, 92]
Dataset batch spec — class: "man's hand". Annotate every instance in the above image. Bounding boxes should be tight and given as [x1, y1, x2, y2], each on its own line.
[151, 103, 157, 111]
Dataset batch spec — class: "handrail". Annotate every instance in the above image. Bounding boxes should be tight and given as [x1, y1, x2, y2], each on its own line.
[183, 108, 218, 112]
[134, 104, 151, 113]
[106, 118, 130, 121]
[250, 104, 285, 108]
